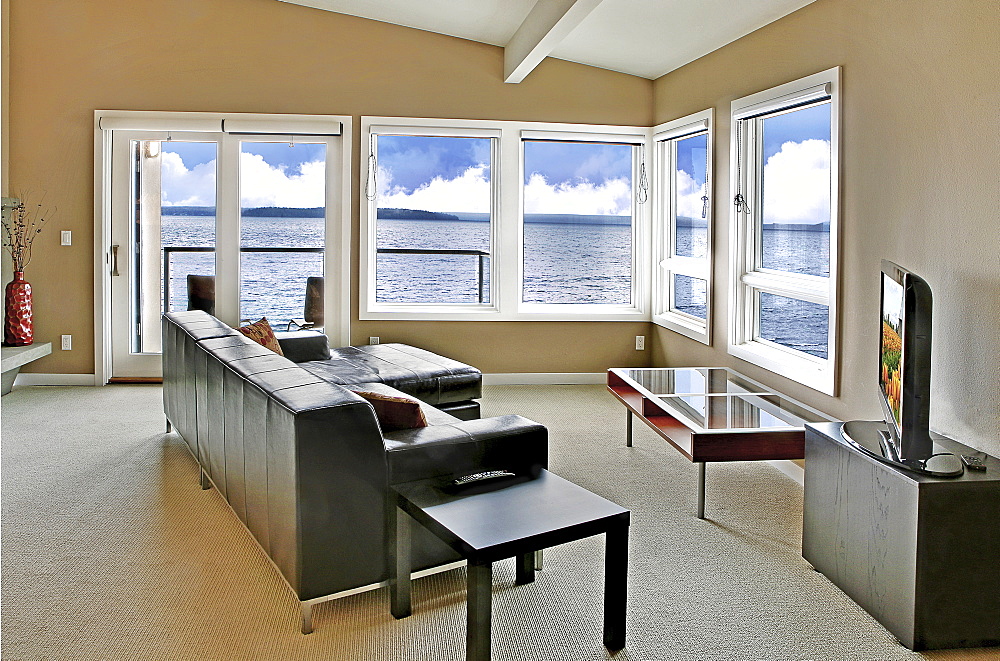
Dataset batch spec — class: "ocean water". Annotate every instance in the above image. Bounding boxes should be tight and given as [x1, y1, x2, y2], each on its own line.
[160, 216, 829, 356]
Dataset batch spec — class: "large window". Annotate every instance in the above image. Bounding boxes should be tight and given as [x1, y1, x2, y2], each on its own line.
[369, 132, 495, 307]
[521, 138, 637, 307]
[652, 109, 713, 344]
[360, 118, 648, 321]
[729, 68, 840, 394]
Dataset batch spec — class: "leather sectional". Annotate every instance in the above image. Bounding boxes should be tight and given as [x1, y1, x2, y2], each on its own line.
[161, 310, 548, 629]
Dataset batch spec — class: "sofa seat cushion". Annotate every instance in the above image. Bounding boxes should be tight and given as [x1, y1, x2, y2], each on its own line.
[300, 343, 481, 405]
[383, 415, 548, 485]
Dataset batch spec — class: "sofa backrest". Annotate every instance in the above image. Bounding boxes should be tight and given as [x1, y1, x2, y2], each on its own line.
[162, 311, 394, 598]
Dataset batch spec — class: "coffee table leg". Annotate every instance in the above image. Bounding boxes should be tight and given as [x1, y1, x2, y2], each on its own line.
[696, 462, 706, 519]
[467, 559, 493, 661]
[515, 552, 535, 584]
[391, 504, 412, 619]
[626, 410, 633, 447]
[603, 522, 629, 651]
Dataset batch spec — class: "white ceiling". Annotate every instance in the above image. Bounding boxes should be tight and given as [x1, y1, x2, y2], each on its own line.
[278, 0, 818, 81]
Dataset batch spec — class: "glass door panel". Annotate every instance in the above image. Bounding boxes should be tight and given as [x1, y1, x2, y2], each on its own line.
[238, 142, 326, 329]
[134, 139, 218, 354]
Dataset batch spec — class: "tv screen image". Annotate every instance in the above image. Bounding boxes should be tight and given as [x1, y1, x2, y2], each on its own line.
[880, 274, 904, 430]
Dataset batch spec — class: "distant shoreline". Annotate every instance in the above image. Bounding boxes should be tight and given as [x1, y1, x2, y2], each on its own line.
[161, 206, 828, 231]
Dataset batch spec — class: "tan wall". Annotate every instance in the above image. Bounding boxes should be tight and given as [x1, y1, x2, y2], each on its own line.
[6, 0, 653, 376]
[651, 0, 1000, 452]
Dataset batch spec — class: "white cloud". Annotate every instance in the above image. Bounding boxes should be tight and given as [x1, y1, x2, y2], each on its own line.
[523, 173, 631, 216]
[159, 152, 327, 208]
[375, 165, 632, 217]
[377, 165, 491, 213]
[762, 139, 831, 225]
[160, 151, 216, 206]
[239, 153, 326, 208]
[676, 168, 706, 219]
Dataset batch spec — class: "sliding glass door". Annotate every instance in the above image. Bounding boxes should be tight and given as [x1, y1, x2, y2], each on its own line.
[108, 127, 340, 378]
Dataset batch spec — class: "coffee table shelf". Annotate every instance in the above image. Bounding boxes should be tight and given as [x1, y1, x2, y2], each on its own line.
[608, 367, 834, 518]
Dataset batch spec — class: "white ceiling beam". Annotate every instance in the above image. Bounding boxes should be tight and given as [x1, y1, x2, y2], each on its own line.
[503, 0, 604, 84]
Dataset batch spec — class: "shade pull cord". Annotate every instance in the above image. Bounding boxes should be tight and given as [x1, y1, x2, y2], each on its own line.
[701, 132, 711, 219]
[733, 121, 750, 215]
[636, 144, 649, 205]
[364, 134, 378, 202]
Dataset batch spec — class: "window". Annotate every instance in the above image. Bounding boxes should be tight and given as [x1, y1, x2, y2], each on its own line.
[360, 118, 648, 321]
[729, 68, 840, 394]
[368, 131, 495, 308]
[520, 137, 638, 307]
[652, 109, 713, 343]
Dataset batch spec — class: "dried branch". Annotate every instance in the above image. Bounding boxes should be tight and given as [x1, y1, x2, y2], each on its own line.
[2, 194, 53, 272]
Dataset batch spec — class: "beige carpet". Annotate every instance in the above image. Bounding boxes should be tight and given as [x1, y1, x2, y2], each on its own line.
[2, 384, 997, 660]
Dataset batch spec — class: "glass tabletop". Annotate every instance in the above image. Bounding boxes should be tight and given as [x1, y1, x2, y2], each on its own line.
[610, 368, 831, 432]
[615, 367, 771, 396]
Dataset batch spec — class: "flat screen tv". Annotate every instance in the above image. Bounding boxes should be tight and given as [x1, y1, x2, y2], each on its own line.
[843, 260, 963, 477]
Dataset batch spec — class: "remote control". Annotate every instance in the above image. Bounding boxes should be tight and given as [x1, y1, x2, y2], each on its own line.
[452, 470, 517, 486]
[961, 455, 987, 471]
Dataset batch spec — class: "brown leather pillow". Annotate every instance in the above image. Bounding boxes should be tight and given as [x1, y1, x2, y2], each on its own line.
[237, 318, 284, 356]
[353, 390, 429, 431]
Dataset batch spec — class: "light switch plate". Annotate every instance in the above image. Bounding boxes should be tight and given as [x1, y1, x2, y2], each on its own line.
[60, 231, 72, 246]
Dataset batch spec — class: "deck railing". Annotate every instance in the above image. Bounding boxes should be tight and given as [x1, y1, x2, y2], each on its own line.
[162, 246, 490, 312]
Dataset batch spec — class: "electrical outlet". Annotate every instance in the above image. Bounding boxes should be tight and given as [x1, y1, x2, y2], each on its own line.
[635, 335, 645, 351]
[60, 230, 72, 246]
[369, 336, 380, 345]
[61, 334, 72, 350]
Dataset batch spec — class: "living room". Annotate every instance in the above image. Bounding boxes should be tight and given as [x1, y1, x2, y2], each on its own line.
[2, 0, 998, 658]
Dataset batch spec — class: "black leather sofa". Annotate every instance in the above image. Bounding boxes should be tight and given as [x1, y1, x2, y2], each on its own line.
[161, 310, 548, 631]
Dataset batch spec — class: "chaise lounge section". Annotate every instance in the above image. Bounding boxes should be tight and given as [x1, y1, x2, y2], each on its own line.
[161, 310, 548, 631]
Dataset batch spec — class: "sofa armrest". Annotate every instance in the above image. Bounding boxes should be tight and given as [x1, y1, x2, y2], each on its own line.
[274, 330, 331, 363]
[383, 414, 547, 485]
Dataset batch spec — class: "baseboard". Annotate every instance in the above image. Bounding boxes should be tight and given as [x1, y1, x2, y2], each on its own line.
[483, 372, 606, 385]
[12, 373, 98, 387]
[766, 459, 805, 486]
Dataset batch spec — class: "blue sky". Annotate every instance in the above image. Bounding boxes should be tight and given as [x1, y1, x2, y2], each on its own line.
[762, 103, 830, 160]
[157, 113, 831, 223]
[376, 136, 634, 215]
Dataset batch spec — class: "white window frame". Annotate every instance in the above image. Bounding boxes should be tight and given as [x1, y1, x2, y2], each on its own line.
[360, 117, 650, 321]
[93, 110, 353, 384]
[651, 109, 714, 344]
[728, 67, 841, 395]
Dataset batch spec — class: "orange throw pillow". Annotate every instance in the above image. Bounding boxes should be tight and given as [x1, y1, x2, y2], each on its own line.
[237, 318, 284, 356]
[354, 390, 429, 431]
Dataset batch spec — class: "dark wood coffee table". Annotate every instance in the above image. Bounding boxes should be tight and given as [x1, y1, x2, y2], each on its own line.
[390, 470, 630, 661]
[608, 367, 834, 518]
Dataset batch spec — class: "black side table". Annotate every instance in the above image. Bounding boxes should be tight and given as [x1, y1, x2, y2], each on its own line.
[390, 470, 630, 661]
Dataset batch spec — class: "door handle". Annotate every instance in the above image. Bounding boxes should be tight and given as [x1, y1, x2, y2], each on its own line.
[111, 244, 120, 276]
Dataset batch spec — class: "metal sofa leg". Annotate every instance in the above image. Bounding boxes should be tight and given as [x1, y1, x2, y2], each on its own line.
[166, 419, 172, 433]
[301, 602, 313, 634]
[200, 468, 211, 490]
[534, 549, 544, 570]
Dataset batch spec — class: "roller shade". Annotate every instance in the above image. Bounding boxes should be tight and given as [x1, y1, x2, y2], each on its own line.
[222, 118, 342, 136]
[733, 83, 831, 121]
[97, 116, 222, 132]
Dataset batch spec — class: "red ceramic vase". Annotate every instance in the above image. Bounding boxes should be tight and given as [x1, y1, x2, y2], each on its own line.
[4, 271, 33, 346]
